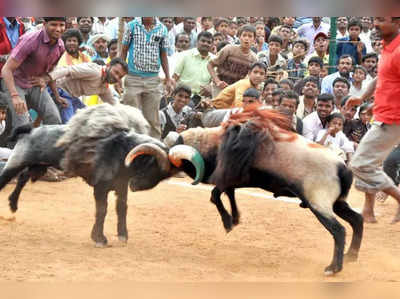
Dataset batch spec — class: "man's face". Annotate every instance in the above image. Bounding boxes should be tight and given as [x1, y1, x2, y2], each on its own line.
[303, 81, 319, 97]
[173, 91, 190, 112]
[340, 104, 357, 121]
[269, 41, 282, 56]
[362, 57, 378, 72]
[292, 43, 306, 57]
[242, 96, 261, 108]
[353, 68, 366, 83]
[108, 43, 118, 59]
[239, 31, 255, 49]
[374, 17, 399, 39]
[314, 36, 328, 52]
[228, 23, 238, 37]
[248, 66, 266, 86]
[78, 17, 93, 34]
[348, 25, 361, 39]
[106, 64, 127, 84]
[216, 22, 229, 36]
[279, 27, 291, 40]
[333, 81, 349, 99]
[161, 18, 173, 31]
[308, 62, 321, 77]
[176, 34, 190, 51]
[44, 20, 66, 41]
[65, 36, 79, 55]
[361, 17, 372, 30]
[312, 17, 322, 27]
[337, 57, 352, 76]
[263, 83, 278, 105]
[283, 17, 295, 27]
[316, 100, 333, 120]
[94, 38, 108, 55]
[197, 36, 213, 53]
[183, 18, 196, 33]
[280, 98, 297, 115]
[337, 17, 348, 29]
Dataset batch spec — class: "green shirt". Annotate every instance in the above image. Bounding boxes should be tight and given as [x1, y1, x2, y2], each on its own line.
[174, 48, 214, 95]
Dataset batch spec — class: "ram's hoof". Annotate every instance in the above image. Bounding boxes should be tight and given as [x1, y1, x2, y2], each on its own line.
[95, 242, 110, 248]
[118, 236, 128, 243]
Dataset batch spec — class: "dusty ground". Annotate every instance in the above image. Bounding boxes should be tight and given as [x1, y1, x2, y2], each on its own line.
[0, 176, 400, 282]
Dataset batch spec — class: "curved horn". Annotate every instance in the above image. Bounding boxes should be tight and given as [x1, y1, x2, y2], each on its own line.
[125, 143, 170, 173]
[168, 144, 205, 185]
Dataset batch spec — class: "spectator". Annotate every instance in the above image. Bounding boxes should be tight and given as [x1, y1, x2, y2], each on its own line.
[201, 17, 214, 33]
[211, 32, 224, 54]
[0, 17, 25, 84]
[271, 88, 284, 109]
[173, 31, 214, 98]
[278, 89, 303, 134]
[77, 17, 94, 47]
[222, 87, 263, 121]
[320, 63, 330, 78]
[174, 32, 191, 53]
[160, 17, 176, 56]
[287, 39, 308, 81]
[107, 38, 118, 61]
[296, 17, 329, 54]
[361, 52, 378, 79]
[344, 102, 372, 144]
[121, 17, 173, 139]
[316, 112, 354, 163]
[1, 17, 66, 130]
[360, 17, 374, 52]
[350, 65, 368, 97]
[257, 35, 287, 72]
[278, 25, 293, 58]
[176, 17, 197, 49]
[254, 21, 269, 52]
[91, 17, 108, 35]
[88, 34, 111, 63]
[57, 29, 91, 67]
[214, 18, 230, 43]
[279, 78, 294, 91]
[296, 76, 320, 119]
[211, 61, 266, 109]
[159, 85, 192, 139]
[302, 93, 334, 141]
[332, 77, 350, 110]
[336, 18, 366, 65]
[262, 78, 280, 106]
[304, 32, 329, 66]
[207, 25, 257, 97]
[336, 17, 349, 39]
[340, 95, 363, 141]
[294, 56, 323, 94]
[321, 54, 353, 95]
[227, 20, 239, 44]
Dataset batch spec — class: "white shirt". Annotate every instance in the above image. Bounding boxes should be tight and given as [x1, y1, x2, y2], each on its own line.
[316, 129, 354, 153]
[159, 103, 192, 131]
[302, 111, 325, 141]
[296, 22, 330, 54]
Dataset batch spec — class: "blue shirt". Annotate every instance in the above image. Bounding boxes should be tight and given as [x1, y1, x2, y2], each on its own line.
[4, 18, 21, 48]
[122, 18, 169, 77]
[336, 37, 366, 65]
[321, 71, 353, 95]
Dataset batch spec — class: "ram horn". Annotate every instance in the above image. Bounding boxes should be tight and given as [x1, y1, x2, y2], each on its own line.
[168, 144, 205, 185]
[125, 143, 170, 173]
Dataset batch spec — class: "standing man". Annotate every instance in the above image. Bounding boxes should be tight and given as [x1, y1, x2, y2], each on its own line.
[348, 17, 400, 224]
[120, 17, 173, 139]
[1, 17, 66, 130]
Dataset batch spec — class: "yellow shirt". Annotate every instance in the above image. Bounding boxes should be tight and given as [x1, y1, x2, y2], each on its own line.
[57, 52, 91, 68]
[211, 78, 259, 109]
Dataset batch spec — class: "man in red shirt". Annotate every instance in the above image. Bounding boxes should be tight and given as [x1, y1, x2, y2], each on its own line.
[347, 17, 400, 224]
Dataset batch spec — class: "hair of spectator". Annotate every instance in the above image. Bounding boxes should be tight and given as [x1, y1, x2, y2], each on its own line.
[340, 95, 352, 107]
[77, 17, 94, 23]
[268, 34, 283, 46]
[293, 38, 309, 52]
[359, 102, 370, 114]
[254, 21, 265, 27]
[362, 52, 378, 63]
[237, 25, 256, 38]
[62, 29, 83, 45]
[308, 56, 324, 68]
[333, 77, 350, 89]
[353, 65, 368, 76]
[184, 17, 196, 22]
[263, 78, 280, 91]
[216, 41, 230, 52]
[272, 88, 284, 97]
[317, 93, 334, 104]
[172, 84, 192, 96]
[280, 78, 294, 89]
[197, 31, 213, 41]
[347, 18, 362, 30]
[215, 18, 229, 28]
[109, 57, 129, 73]
[243, 87, 261, 99]
[93, 59, 106, 66]
[327, 112, 345, 123]
[249, 61, 267, 72]
[303, 76, 321, 90]
[338, 54, 354, 65]
[107, 38, 118, 51]
[201, 17, 212, 23]
[175, 32, 191, 46]
[281, 89, 300, 106]
[43, 17, 66, 23]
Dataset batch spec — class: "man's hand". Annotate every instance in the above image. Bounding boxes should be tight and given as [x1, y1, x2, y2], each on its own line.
[357, 41, 365, 53]
[164, 78, 174, 96]
[176, 124, 187, 133]
[29, 75, 49, 92]
[11, 95, 28, 115]
[114, 81, 124, 95]
[199, 85, 211, 97]
[344, 96, 363, 111]
[215, 79, 228, 89]
[56, 96, 69, 108]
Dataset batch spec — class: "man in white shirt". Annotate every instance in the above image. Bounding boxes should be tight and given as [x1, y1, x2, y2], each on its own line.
[302, 93, 334, 141]
[296, 17, 330, 55]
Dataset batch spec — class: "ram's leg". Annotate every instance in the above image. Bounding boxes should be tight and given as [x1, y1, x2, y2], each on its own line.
[115, 181, 129, 243]
[226, 188, 240, 226]
[333, 200, 363, 263]
[210, 187, 233, 232]
[8, 169, 31, 212]
[309, 204, 345, 276]
[91, 184, 110, 247]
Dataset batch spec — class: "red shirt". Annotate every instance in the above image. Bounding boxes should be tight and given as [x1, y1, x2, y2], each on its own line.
[374, 34, 400, 124]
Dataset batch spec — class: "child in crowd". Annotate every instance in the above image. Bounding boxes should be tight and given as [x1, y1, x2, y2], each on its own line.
[350, 65, 368, 97]
[316, 112, 354, 163]
[345, 102, 372, 144]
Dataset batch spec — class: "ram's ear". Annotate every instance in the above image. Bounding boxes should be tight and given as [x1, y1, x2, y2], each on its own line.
[91, 132, 128, 186]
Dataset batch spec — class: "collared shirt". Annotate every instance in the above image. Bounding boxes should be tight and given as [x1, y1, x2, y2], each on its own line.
[316, 129, 354, 153]
[122, 18, 169, 77]
[3, 17, 21, 48]
[49, 62, 114, 105]
[336, 37, 366, 65]
[302, 111, 325, 141]
[321, 71, 353, 95]
[256, 49, 287, 70]
[159, 103, 192, 130]
[57, 51, 91, 67]
[174, 48, 214, 95]
[11, 28, 65, 89]
[296, 95, 316, 120]
[373, 34, 400, 124]
[287, 59, 306, 81]
[296, 22, 330, 54]
[211, 78, 260, 109]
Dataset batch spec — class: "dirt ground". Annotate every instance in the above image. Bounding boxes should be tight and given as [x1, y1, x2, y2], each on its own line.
[1, 176, 400, 282]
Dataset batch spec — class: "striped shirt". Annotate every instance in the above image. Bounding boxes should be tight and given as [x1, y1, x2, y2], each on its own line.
[122, 18, 169, 77]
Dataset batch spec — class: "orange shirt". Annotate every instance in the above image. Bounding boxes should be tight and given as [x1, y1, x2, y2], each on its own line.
[374, 34, 400, 124]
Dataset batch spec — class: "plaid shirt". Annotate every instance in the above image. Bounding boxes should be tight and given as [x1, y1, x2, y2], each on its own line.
[122, 18, 169, 77]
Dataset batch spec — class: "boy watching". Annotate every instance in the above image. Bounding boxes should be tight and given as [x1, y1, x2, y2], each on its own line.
[336, 18, 366, 65]
[214, 18, 230, 42]
[287, 39, 308, 81]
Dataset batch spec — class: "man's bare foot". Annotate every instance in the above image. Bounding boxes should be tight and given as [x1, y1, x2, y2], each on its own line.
[362, 212, 377, 223]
